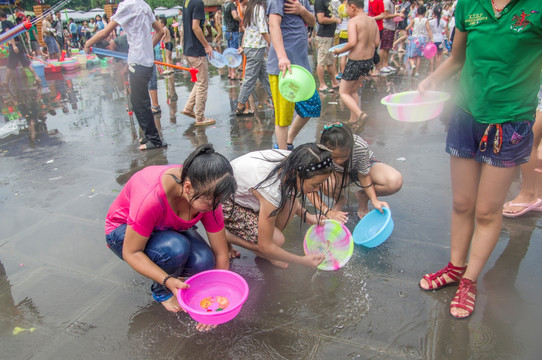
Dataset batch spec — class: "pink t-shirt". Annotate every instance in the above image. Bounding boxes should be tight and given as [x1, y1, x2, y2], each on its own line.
[105, 165, 224, 236]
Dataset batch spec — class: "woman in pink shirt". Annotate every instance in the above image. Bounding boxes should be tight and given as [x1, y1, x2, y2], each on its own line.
[105, 144, 236, 331]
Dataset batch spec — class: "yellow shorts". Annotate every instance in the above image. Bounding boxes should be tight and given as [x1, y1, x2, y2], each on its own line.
[269, 74, 296, 127]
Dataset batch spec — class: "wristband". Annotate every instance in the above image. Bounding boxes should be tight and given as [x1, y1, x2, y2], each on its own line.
[162, 274, 175, 288]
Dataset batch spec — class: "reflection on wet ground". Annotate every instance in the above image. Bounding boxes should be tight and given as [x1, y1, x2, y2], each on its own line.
[1, 51, 541, 360]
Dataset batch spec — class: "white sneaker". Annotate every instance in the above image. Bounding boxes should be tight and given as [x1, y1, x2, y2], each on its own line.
[380, 67, 391, 73]
[388, 66, 396, 71]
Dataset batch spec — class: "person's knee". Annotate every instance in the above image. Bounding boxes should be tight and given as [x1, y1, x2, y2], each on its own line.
[185, 230, 216, 271]
[389, 172, 403, 193]
[272, 229, 285, 247]
[452, 195, 476, 215]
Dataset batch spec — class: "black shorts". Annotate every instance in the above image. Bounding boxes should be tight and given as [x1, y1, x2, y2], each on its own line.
[165, 41, 173, 51]
[342, 58, 373, 81]
[7, 43, 30, 70]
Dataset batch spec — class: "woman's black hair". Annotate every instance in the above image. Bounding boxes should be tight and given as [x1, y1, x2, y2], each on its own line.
[169, 144, 237, 212]
[243, 0, 266, 28]
[418, 5, 426, 16]
[320, 122, 354, 202]
[433, 6, 442, 27]
[255, 143, 333, 219]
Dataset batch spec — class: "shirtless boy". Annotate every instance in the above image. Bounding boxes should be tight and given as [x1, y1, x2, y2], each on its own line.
[333, 0, 379, 124]
[160, 17, 174, 73]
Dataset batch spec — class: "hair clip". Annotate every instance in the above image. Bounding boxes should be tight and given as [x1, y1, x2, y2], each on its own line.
[323, 122, 343, 130]
[297, 156, 333, 172]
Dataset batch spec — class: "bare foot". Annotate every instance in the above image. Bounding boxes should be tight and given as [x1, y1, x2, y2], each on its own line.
[228, 243, 241, 259]
[255, 252, 289, 268]
[161, 296, 182, 313]
[355, 190, 369, 219]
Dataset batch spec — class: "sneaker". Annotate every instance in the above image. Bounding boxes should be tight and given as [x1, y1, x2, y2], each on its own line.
[380, 67, 391, 73]
[336, 72, 342, 80]
[387, 66, 397, 71]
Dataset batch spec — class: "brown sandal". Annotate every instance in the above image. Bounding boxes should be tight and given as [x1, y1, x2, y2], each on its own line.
[419, 262, 467, 291]
[450, 278, 477, 319]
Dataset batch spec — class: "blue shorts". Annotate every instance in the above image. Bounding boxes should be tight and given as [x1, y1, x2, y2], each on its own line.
[226, 31, 239, 49]
[445, 107, 533, 168]
[294, 90, 321, 118]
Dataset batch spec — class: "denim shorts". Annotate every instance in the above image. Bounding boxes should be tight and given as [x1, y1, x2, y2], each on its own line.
[226, 31, 239, 49]
[446, 107, 534, 168]
[147, 65, 157, 91]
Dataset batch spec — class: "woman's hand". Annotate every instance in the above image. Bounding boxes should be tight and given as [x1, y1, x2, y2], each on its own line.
[418, 76, 436, 94]
[326, 209, 349, 224]
[371, 199, 389, 213]
[303, 253, 325, 268]
[166, 277, 190, 302]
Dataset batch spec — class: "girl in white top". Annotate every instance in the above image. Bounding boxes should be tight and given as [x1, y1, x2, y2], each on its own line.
[223, 143, 332, 268]
[405, 4, 432, 77]
[428, 6, 448, 72]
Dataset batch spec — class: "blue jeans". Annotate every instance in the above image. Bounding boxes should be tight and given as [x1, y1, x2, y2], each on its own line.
[225, 31, 239, 49]
[105, 224, 216, 302]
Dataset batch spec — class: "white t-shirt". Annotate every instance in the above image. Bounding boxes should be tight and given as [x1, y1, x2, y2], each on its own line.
[111, 0, 155, 67]
[230, 149, 290, 211]
[429, 17, 447, 43]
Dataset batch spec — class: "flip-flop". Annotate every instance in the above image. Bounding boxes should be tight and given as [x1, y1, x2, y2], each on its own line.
[194, 118, 216, 126]
[181, 110, 196, 118]
[502, 198, 542, 218]
[318, 87, 334, 93]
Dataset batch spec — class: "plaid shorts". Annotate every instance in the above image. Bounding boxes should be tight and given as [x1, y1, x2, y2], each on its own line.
[445, 107, 534, 168]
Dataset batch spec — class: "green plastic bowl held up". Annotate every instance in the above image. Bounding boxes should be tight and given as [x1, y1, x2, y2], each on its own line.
[278, 65, 316, 103]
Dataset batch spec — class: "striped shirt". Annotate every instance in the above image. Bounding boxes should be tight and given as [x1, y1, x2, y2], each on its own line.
[333, 135, 374, 176]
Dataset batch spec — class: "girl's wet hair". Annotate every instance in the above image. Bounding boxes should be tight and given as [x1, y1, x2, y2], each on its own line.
[169, 144, 237, 211]
[255, 143, 333, 218]
[320, 122, 354, 197]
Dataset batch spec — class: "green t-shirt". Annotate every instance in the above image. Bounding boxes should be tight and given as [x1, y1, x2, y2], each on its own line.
[29, 25, 37, 41]
[455, 0, 542, 124]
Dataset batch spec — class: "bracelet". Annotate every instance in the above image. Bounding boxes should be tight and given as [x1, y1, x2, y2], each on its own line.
[360, 182, 374, 189]
[323, 208, 330, 216]
[302, 209, 308, 223]
[162, 274, 175, 288]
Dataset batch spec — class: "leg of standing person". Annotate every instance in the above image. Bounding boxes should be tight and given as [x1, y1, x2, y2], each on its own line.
[129, 64, 165, 150]
[236, 48, 261, 115]
[288, 90, 321, 147]
[148, 65, 160, 114]
[503, 109, 542, 216]
[183, 56, 215, 126]
[269, 74, 296, 149]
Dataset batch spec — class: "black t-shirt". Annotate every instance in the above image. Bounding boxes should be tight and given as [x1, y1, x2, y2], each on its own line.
[223, 1, 239, 32]
[113, 35, 130, 54]
[183, 0, 206, 57]
[1, 20, 20, 42]
[314, 0, 336, 37]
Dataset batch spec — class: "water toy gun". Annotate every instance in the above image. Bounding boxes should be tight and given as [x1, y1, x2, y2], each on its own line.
[91, 47, 199, 82]
[0, 20, 32, 46]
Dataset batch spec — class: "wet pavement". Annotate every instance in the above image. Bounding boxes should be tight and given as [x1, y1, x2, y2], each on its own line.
[1, 52, 541, 360]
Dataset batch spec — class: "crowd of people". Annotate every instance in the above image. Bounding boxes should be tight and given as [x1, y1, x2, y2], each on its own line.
[2, 0, 541, 332]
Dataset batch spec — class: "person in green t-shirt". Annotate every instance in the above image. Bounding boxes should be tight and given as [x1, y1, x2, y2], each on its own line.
[417, 0, 542, 320]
